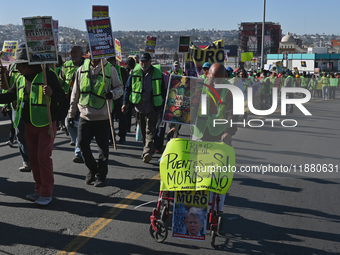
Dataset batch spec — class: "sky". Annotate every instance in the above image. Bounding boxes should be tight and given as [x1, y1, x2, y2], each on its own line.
[0, 0, 339, 36]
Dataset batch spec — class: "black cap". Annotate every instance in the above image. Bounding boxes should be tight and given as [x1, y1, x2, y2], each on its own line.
[140, 53, 151, 61]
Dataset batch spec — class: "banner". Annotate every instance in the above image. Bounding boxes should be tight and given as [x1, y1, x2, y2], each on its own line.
[160, 138, 235, 194]
[162, 75, 202, 125]
[115, 39, 122, 62]
[241, 52, 253, 62]
[85, 17, 115, 59]
[1, 41, 18, 66]
[22, 16, 58, 64]
[188, 39, 225, 77]
[92, 5, 109, 19]
[145, 36, 157, 53]
[178, 36, 190, 53]
[172, 191, 209, 241]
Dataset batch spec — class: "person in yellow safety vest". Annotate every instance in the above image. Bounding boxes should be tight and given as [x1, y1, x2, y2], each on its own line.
[60, 45, 85, 163]
[107, 56, 128, 144]
[0, 43, 67, 205]
[68, 54, 123, 187]
[329, 73, 338, 99]
[0, 51, 16, 148]
[300, 71, 308, 88]
[200, 62, 211, 81]
[320, 72, 330, 100]
[121, 53, 167, 163]
[309, 74, 317, 99]
[124, 57, 136, 132]
[169, 61, 183, 75]
[284, 70, 294, 113]
[0, 50, 31, 172]
[191, 63, 238, 213]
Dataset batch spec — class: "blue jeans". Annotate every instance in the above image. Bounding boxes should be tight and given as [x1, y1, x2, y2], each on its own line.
[65, 113, 81, 157]
[322, 86, 329, 100]
[12, 110, 29, 164]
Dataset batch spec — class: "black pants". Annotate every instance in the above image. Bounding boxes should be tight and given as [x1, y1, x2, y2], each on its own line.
[113, 97, 127, 138]
[78, 118, 110, 179]
[154, 111, 166, 151]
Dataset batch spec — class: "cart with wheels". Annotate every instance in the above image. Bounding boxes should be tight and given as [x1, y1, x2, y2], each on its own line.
[149, 138, 235, 247]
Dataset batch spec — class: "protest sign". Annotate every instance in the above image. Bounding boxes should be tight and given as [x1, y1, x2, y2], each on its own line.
[241, 52, 253, 62]
[1, 41, 18, 66]
[314, 68, 319, 76]
[178, 36, 190, 52]
[172, 191, 209, 241]
[301, 61, 306, 67]
[92, 5, 109, 19]
[145, 36, 157, 53]
[85, 17, 115, 59]
[115, 39, 122, 62]
[293, 67, 299, 72]
[160, 138, 235, 194]
[187, 39, 225, 77]
[162, 75, 203, 126]
[22, 16, 58, 64]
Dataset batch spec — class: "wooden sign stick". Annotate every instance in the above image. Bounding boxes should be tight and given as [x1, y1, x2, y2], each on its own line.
[101, 59, 117, 150]
[41, 64, 54, 138]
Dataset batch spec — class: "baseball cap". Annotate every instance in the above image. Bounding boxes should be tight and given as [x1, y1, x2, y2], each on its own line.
[202, 62, 211, 68]
[140, 53, 151, 61]
[173, 61, 180, 66]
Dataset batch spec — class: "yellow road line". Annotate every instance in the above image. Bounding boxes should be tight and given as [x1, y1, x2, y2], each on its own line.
[56, 174, 160, 255]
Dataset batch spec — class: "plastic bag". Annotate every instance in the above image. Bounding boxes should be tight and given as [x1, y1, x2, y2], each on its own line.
[136, 124, 142, 141]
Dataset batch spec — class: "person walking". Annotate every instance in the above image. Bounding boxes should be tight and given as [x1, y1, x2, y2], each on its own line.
[68, 55, 123, 187]
[0, 43, 67, 205]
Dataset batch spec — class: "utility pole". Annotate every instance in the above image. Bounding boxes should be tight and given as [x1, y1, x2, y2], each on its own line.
[261, 0, 266, 70]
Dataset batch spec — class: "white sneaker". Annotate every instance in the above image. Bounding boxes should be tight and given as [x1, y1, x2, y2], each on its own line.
[26, 193, 40, 201]
[34, 196, 52, 205]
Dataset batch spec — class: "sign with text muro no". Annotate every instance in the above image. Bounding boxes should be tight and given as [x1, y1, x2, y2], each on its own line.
[92, 5, 109, 19]
[178, 36, 190, 52]
[22, 16, 58, 64]
[160, 138, 235, 195]
[85, 17, 115, 59]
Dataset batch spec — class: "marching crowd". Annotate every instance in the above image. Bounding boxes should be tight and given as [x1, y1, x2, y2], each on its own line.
[0, 44, 338, 206]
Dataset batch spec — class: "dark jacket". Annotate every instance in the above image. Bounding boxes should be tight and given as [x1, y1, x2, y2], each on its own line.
[0, 66, 67, 124]
[123, 65, 167, 113]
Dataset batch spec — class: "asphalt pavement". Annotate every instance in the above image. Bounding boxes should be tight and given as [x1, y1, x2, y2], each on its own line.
[0, 93, 339, 255]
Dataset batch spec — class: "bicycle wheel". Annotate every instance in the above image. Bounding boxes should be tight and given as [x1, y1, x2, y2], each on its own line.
[149, 220, 168, 243]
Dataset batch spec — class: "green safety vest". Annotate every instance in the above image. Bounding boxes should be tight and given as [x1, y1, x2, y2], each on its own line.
[62, 60, 79, 94]
[320, 77, 329, 87]
[0, 66, 20, 107]
[14, 72, 51, 128]
[191, 80, 229, 138]
[169, 68, 183, 76]
[300, 76, 308, 87]
[79, 59, 111, 109]
[329, 78, 338, 87]
[284, 75, 293, 87]
[115, 64, 123, 84]
[130, 65, 163, 106]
